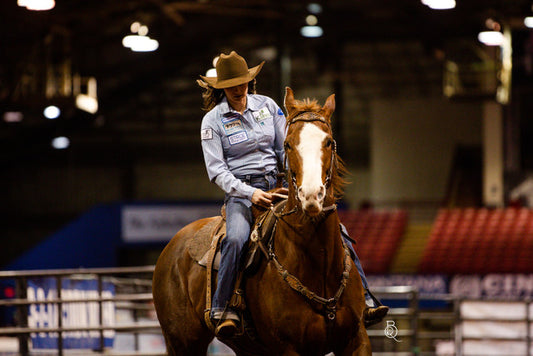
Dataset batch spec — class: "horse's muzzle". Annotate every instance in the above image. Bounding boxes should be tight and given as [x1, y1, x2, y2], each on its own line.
[298, 185, 325, 216]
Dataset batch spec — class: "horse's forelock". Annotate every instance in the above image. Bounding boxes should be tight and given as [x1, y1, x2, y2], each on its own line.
[286, 98, 323, 124]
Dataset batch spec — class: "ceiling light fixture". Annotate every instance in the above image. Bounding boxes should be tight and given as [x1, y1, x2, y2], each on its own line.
[17, 0, 55, 11]
[300, 25, 323, 38]
[43, 105, 60, 119]
[205, 68, 217, 77]
[306, 14, 318, 26]
[75, 77, 98, 114]
[478, 18, 505, 46]
[525, 17, 533, 28]
[51, 136, 70, 150]
[306, 3, 322, 14]
[123, 22, 159, 52]
[421, 0, 455, 10]
[122, 35, 159, 52]
[478, 31, 504, 46]
[3, 112, 23, 123]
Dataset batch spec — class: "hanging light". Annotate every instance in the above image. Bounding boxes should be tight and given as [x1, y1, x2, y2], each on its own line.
[300, 25, 323, 38]
[478, 31, 504, 46]
[306, 3, 322, 14]
[43, 105, 60, 119]
[122, 35, 159, 52]
[18, 0, 55, 11]
[205, 68, 217, 77]
[524, 17, 533, 28]
[478, 18, 504, 46]
[122, 22, 159, 52]
[51, 136, 70, 150]
[421, 0, 455, 10]
[306, 15, 318, 26]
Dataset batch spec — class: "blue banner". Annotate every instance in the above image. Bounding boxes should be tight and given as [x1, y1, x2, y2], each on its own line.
[27, 277, 115, 350]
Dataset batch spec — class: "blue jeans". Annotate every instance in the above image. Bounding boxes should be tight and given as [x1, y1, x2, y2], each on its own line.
[212, 172, 278, 314]
[341, 224, 377, 307]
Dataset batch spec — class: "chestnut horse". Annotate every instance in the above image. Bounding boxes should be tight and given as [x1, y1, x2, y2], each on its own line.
[152, 87, 371, 355]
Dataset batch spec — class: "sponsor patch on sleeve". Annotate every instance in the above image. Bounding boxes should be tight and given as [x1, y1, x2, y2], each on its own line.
[277, 108, 285, 117]
[201, 128, 213, 140]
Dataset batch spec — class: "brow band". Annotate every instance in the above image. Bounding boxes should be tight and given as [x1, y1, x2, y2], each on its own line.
[288, 111, 328, 125]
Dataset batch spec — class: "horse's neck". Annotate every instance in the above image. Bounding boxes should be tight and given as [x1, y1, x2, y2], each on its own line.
[274, 209, 345, 280]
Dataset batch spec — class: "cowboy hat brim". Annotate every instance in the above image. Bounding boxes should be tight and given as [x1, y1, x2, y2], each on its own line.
[200, 62, 264, 89]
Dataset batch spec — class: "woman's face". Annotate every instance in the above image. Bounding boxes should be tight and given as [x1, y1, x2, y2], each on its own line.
[224, 82, 248, 110]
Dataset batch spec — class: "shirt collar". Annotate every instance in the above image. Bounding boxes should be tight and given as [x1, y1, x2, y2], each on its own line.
[246, 95, 261, 112]
[219, 94, 259, 116]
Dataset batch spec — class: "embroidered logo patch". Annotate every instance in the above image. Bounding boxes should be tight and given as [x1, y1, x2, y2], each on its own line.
[201, 128, 213, 140]
[253, 107, 272, 124]
[228, 131, 248, 145]
[223, 119, 244, 135]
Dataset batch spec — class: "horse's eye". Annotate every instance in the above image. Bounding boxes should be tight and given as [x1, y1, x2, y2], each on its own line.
[325, 139, 333, 148]
[284, 142, 291, 150]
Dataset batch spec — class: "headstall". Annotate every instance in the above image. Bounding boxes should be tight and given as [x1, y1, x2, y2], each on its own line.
[284, 111, 337, 194]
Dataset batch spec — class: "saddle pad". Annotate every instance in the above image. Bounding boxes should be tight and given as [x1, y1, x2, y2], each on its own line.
[187, 216, 224, 264]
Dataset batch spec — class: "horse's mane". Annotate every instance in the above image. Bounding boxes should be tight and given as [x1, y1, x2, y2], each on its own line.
[286, 98, 350, 201]
[332, 155, 349, 201]
[286, 98, 322, 122]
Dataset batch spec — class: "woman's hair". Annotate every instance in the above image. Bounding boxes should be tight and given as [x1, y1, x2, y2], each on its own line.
[197, 79, 257, 112]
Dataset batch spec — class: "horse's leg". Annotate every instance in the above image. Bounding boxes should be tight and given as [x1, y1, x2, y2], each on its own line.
[163, 325, 212, 356]
[154, 263, 213, 356]
[153, 221, 214, 356]
[335, 326, 372, 356]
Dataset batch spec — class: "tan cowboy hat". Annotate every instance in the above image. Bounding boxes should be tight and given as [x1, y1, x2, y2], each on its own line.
[200, 51, 264, 89]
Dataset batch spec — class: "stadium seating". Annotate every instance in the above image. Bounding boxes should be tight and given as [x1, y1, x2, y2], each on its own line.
[418, 208, 533, 274]
[338, 209, 408, 274]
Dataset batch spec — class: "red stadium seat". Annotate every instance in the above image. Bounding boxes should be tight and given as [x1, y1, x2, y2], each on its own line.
[418, 208, 533, 274]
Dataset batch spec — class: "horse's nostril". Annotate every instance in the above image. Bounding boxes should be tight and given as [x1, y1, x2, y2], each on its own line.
[317, 186, 325, 200]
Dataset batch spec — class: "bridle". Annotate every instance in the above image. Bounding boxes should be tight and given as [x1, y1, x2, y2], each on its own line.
[284, 111, 338, 212]
[255, 110, 352, 322]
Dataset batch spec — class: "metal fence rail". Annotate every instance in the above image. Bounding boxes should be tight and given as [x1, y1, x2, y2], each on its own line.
[0, 266, 162, 356]
[2, 266, 531, 356]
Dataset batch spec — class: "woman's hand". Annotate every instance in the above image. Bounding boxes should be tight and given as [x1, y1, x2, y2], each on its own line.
[251, 189, 273, 208]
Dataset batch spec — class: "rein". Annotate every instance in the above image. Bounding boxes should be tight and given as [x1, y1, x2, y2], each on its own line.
[257, 217, 352, 321]
[259, 110, 349, 321]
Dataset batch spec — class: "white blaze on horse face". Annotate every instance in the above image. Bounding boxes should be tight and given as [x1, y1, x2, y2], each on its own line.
[296, 123, 327, 215]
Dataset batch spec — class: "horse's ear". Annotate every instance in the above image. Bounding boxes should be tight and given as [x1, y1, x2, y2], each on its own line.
[284, 87, 297, 117]
[320, 94, 335, 121]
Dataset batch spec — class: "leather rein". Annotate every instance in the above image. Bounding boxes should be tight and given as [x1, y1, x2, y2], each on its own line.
[258, 110, 352, 321]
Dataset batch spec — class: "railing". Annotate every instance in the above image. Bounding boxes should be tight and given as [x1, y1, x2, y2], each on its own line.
[368, 286, 456, 356]
[0, 266, 163, 356]
[1, 266, 531, 356]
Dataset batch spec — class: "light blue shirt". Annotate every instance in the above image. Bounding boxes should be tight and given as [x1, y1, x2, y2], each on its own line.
[200, 94, 286, 200]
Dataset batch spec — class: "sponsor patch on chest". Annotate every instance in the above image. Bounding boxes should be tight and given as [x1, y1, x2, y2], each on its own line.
[253, 107, 272, 125]
[223, 119, 244, 135]
[228, 131, 248, 145]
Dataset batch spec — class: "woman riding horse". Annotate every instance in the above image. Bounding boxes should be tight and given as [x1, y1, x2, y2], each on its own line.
[152, 51, 387, 355]
[197, 51, 387, 337]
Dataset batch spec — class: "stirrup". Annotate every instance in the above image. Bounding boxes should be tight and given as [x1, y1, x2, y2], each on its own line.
[364, 305, 389, 328]
[214, 319, 238, 338]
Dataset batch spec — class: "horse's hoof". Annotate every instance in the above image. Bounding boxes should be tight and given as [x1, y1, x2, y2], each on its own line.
[364, 305, 389, 328]
[215, 319, 238, 338]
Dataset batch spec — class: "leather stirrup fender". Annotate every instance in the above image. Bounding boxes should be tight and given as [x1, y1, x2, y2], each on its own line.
[204, 219, 225, 332]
